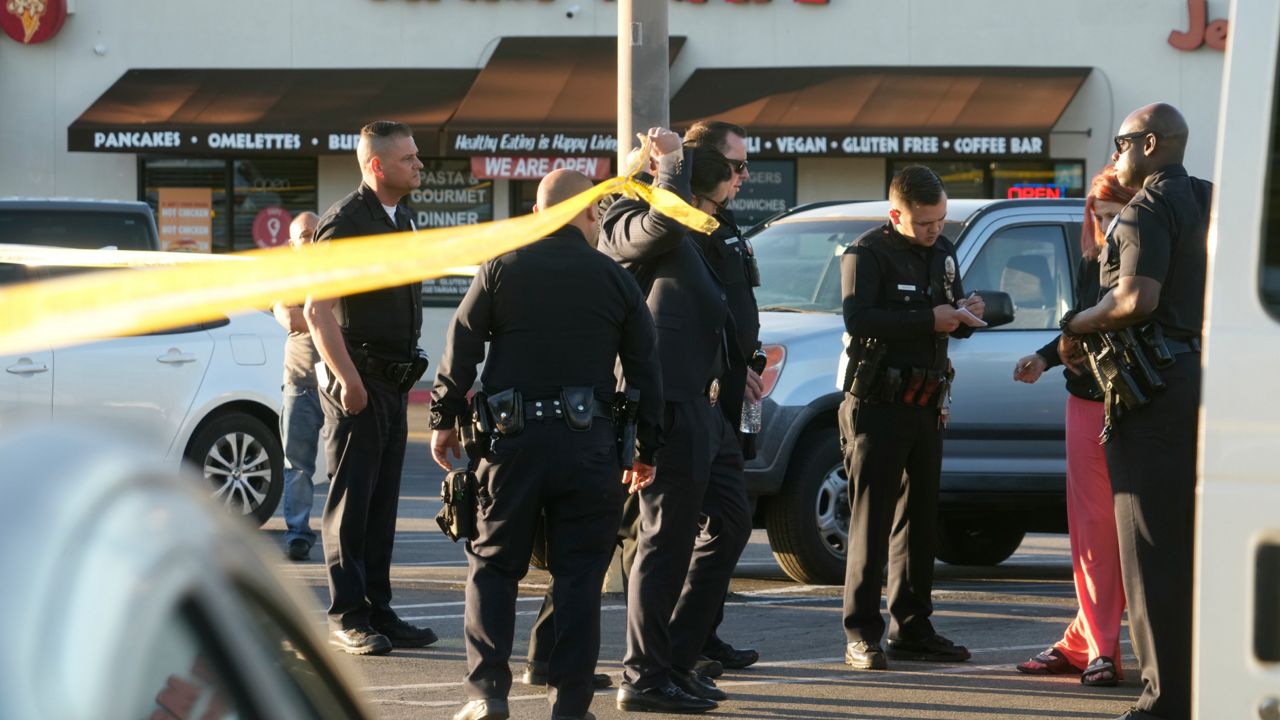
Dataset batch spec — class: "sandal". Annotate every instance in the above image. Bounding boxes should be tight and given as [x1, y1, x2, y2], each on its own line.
[1081, 656, 1119, 687]
[1016, 647, 1082, 675]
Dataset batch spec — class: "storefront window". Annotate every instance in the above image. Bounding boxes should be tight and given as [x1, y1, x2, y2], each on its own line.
[889, 160, 1086, 199]
[142, 159, 230, 252]
[406, 159, 494, 305]
[992, 161, 1085, 199]
[232, 159, 318, 251]
[142, 157, 316, 253]
[890, 161, 985, 199]
[727, 160, 796, 228]
[510, 180, 537, 218]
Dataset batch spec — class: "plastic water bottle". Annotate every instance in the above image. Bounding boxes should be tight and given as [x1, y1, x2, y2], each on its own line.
[739, 348, 768, 434]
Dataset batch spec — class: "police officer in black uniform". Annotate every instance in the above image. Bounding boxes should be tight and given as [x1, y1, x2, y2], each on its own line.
[601, 128, 751, 714]
[1060, 103, 1210, 720]
[305, 120, 437, 656]
[522, 150, 657, 692]
[839, 165, 984, 671]
[682, 120, 765, 672]
[431, 169, 663, 720]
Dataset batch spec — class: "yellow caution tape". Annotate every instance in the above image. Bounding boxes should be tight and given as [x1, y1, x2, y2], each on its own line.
[0, 171, 717, 355]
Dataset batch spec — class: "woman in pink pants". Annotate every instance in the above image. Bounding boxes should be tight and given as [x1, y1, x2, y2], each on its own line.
[1012, 166, 1135, 687]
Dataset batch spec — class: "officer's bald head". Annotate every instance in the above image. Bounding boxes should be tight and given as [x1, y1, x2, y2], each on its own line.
[1114, 102, 1189, 188]
[1122, 103, 1189, 153]
[534, 169, 598, 245]
[536, 169, 594, 209]
[289, 211, 319, 248]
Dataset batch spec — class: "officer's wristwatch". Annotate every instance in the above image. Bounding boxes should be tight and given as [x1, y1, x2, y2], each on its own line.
[427, 392, 451, 430]
[1059, 309, 1083, 338]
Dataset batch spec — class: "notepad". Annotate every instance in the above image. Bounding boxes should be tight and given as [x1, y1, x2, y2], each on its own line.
[957, 306, 987, 327]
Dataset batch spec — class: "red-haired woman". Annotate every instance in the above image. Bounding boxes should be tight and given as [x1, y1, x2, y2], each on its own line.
[1011, 166, 1136, 687]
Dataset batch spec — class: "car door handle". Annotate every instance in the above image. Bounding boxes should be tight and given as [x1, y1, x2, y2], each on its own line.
[156, 350, 199, 365]
[5, 359, 49, 375]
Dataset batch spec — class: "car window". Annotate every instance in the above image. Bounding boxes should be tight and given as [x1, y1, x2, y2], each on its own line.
[133, 601, 252, 720]
[0, 209, 154, 250]
[751, 218, 964, 313]
[963, 223, 1073, 330]
[1261, 39, 1280, 316]
[235, 586, 365, 720]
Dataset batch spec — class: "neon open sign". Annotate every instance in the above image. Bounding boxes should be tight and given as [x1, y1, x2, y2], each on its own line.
[1007, 183, 1064, 199]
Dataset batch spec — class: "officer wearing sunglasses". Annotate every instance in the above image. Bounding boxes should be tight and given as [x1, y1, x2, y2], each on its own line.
[1061, 103, 1212, 720]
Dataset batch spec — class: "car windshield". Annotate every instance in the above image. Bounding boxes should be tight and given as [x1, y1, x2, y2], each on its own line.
[0, 209, 154, 250]
[751, 218, 966, 313]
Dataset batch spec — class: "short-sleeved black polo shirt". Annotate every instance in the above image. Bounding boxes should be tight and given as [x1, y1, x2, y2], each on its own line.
[1099, 164, 1213, 339]
[314, 183, 423, 360]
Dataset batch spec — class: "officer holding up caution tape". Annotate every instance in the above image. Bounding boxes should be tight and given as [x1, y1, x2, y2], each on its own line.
[837, 165, 984, 673]
[430, 169, 662, 720]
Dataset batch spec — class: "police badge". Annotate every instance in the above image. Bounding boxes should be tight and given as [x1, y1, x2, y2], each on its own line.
[944, 255, 957, 304]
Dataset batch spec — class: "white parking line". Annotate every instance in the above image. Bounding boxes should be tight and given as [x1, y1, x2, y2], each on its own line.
[394, 596, 837, 624]
[363, 641, 1133, 707]
[738, 585, 826, 596]
[391, 597, 545, 612]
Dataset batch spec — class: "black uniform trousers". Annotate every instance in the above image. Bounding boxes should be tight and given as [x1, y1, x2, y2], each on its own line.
[464, 420, 624, 717]
[528, 492, 640, 667]
[320, 373, 407, 630]
[623, 398, 752, 690]
[839, 395, 942, 643]
[1106, 351, 1199, 720]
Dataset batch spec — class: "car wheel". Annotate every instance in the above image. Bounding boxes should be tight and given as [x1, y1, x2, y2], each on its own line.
[186, 412, 284, 526]
[765, 429, 848, 585]
[935, 517, 1026, 566]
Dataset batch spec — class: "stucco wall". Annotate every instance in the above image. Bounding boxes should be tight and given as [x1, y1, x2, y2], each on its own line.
[0, 0, 1228, 198]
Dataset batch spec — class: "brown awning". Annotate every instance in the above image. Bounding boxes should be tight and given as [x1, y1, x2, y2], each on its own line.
[444, 36, 685, 157]
[671, 67, 1090, 159]
[68, 68, 477, 156]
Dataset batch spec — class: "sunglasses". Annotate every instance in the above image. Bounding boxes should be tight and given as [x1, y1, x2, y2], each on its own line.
[1113, 130, 1183, 154]
[728, 158, 749, 174]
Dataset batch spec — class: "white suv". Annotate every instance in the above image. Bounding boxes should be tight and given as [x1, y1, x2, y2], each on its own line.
[0, 199, 287, 525]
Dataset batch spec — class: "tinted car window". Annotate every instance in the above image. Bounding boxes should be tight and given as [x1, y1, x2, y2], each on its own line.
[133, 602, 250, 720]
[1262, 40, 1280, 315]
[0, 210, 153, 250]
[752, 219, 964, 313]
[236, 586, 365, 720]
[963, 223, 1073, 330]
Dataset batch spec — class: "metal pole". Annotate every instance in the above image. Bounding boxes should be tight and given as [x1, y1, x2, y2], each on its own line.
[617, 0, 670, 171]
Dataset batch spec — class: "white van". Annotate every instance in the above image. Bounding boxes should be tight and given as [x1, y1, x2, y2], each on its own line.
[1195, 0, 1280, 716]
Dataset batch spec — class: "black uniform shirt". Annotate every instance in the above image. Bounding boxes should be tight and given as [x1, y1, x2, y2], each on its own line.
[692, 207, 760, 361]
[1036, 257, 1104, 401]
[1099, 164, 1212, 340]
[432, 226, 664, 462]
[840, 223, 974, 372]
[314, 183, 423, 361]
[691, 207, 759, 426]
[599, 150, 738, 403]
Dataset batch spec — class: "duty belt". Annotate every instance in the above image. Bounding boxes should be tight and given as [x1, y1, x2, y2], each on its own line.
[523, 397, 613, 421]
[1166, 337, 1201, 355]
[355, 354, 416, 384]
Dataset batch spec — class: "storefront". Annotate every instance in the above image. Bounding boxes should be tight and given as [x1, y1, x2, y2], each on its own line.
[3, 0, 1229, 243]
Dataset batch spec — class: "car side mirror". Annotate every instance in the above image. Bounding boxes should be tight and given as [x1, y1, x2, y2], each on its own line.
[971, 290, 1015, 329]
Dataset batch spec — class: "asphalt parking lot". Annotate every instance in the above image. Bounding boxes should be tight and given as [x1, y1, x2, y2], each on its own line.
[266, 406, 1140, 720]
